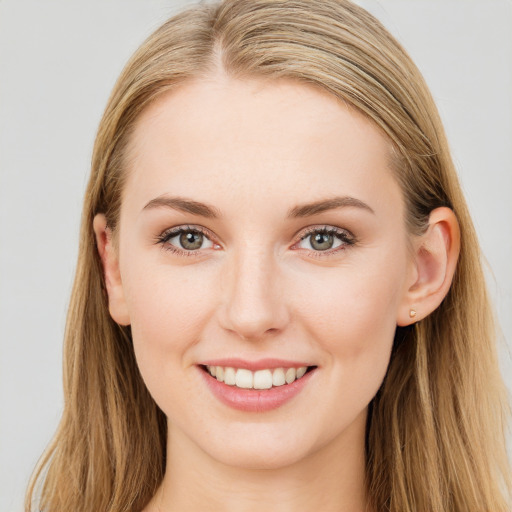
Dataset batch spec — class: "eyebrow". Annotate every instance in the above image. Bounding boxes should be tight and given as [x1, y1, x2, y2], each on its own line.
[142, 194, 375, 218]
[287, 196, 374, 217]
[143, 195, 221, 218]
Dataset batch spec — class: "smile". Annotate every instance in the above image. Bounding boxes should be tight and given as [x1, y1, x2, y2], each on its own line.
[198, 362, 317, 412]
[204, 365, 309, 389]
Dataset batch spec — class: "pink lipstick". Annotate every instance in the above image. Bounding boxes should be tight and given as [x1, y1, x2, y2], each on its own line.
[197, 359, 317, 412]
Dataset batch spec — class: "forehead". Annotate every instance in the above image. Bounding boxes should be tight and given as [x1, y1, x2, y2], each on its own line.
[122, 76, 402, 220]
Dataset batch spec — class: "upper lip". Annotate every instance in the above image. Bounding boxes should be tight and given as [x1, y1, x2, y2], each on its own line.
[199, 358, 315, 371]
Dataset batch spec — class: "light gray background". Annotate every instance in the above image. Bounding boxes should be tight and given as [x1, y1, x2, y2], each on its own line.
[1, 1, 511, 510]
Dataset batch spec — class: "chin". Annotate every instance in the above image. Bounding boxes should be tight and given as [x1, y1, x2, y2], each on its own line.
[209, 442, 310, 470]
[194, 422, 329, 471]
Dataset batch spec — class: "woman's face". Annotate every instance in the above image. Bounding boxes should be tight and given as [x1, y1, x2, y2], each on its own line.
[111, 75, 415, 469]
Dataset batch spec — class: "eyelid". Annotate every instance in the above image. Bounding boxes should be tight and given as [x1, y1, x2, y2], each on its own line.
[292, 225, 356, 255]
[159, 224, 216, 242]
[156, 224, 219, 256]
[156, 224, 356, 257]
[296, 224, 354, 239]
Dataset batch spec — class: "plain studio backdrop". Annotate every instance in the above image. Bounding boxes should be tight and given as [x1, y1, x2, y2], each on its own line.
[0, 1, 511, 510]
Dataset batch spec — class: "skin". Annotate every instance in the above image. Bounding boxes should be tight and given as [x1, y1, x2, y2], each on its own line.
[94, 73, 460, 512]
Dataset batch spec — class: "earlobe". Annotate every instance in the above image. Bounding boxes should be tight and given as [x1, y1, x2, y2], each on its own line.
[93, 214, 131, 326]
[397, 207, 460, 326]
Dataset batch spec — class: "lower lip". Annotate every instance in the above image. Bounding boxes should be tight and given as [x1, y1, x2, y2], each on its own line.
[198, 366, 316, 412]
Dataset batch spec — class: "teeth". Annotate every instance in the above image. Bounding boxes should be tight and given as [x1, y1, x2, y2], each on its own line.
[285, 367, 296, 384]
[224, 367, 236, 386]
[253, 369, 272, 390]
[208, 365, 310, 389]
[272, 368, 286, 387]
[235, 368, 253, 389]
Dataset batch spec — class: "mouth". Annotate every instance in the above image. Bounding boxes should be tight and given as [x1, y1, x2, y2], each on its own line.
[199, 364, 317, 390]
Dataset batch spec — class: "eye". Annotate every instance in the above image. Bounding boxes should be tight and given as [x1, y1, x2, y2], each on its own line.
[156, 224, 355, 258]
[157, 226, 215, 255]
[295, 226, 355, 254]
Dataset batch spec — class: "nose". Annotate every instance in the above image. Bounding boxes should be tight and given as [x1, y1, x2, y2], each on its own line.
[219, 246, 290, 341]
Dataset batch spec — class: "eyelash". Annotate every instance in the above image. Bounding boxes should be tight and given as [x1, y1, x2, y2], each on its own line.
[298, 226, 356, 258]
[155, 225, 356, 258]
[155, 225, 216, 258]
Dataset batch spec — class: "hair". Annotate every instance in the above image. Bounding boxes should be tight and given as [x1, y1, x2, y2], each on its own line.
[26, 1, 511, 511]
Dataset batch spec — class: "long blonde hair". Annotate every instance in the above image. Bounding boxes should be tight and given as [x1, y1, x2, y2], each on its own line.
[26, 1, 511, 510]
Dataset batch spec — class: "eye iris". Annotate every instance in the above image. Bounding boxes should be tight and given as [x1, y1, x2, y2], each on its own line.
[311, 232, 333, 251]
[179, 231, 203, 250]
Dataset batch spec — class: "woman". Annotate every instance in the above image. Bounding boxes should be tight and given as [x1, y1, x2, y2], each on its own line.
[25, 0, 511, 511]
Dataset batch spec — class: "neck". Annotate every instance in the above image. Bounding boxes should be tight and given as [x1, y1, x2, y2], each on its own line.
[147, 410, 370, 512]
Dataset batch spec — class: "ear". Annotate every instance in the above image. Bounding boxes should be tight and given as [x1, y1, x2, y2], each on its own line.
[397, 207, 460, 326]
[93, 214, 131, 326]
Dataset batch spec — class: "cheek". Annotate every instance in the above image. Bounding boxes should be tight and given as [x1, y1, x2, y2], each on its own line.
[300, 263, 402, 337]
[121, 261, 218, 400]
[294, 253, 405, 386]
[124, 250, 216, 334]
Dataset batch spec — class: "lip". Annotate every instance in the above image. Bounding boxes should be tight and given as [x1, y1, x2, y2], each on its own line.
[199, 357, 313, 371]
[197, 364, 317, 413]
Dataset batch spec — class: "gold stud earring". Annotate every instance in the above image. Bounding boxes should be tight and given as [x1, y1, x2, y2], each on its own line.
[409, 309, 417, 318]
